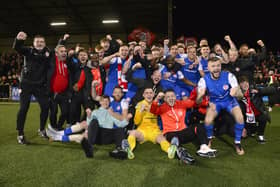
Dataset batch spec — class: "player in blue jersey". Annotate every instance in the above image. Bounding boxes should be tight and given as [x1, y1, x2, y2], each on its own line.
[99, 45, 129, 97]
[160, 56, 195, 99]
[196, 57, 245, 155]
[178, 45, 200, 99]
[109, 86, 131, 122]
[198, 45, 210, 77]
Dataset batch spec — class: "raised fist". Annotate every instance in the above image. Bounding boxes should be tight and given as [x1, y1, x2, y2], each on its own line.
[63, 34, 70, 40]
[257, 40, 264, 47]
[224, 35, 231, 42]
[116, 39, 123, 45]
[106, 34, 112, 40]
[156, 92, 165, 100]
[164, 39, 170, 46]
[16, 31, 27, 40]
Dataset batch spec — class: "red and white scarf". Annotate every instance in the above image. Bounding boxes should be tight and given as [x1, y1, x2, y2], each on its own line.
[243, 90, 256, 123]
[117, 57, 128, 92]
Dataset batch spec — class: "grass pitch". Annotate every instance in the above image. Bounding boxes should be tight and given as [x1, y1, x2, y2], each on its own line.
[0, 103, 280, 187]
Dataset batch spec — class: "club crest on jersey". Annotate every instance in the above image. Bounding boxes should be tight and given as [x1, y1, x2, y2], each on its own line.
[45, 51, 50, 57]
[223, 84, 229, 90]
[64, 64, 67, 68]
[117, 106, 121, 111]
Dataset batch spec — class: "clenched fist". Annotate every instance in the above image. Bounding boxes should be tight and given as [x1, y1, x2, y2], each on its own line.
[16, 31, 27, 40]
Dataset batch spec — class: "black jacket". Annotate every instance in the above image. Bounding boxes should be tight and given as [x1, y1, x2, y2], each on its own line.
[240, 86, 277, 123]
[13, 39, 50, 86]
[235, 46, 266, 84]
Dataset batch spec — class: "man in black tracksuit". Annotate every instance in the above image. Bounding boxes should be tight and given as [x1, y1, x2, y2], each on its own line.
[234, 40, 266, 85]
[13, 31, 50, 144]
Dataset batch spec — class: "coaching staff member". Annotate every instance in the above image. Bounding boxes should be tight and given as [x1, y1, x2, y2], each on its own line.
[13, 31, 50, 144]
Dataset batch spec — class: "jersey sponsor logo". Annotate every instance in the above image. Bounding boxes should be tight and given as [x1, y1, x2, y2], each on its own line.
[45, 51, 50, 57]
[223, 84, 229, 90]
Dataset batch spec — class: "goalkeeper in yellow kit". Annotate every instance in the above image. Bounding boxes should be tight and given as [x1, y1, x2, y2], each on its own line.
[122, 87, 177, 159]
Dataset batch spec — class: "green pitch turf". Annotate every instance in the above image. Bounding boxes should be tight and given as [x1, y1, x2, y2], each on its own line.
[0, 103, 279, 187]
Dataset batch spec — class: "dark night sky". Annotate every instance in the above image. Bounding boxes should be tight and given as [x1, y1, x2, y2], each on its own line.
[173, 0, 279, 51]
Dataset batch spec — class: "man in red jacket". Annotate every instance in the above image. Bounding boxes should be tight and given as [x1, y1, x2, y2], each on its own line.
[49, 43, 70, 130]
[150, 89, 217, 160]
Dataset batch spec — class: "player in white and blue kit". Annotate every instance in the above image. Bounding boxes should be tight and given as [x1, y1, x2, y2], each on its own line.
[160, 56, 195, 99]
[198, 45, 210, 77]
[196, 57, 245, 155]
[178, 45, 200, 99]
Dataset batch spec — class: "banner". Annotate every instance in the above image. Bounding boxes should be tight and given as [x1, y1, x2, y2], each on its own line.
[11, 87, 36, 101]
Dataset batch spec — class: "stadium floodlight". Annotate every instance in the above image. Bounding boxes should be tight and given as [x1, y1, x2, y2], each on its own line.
[102, 19, 119, 24]
[50, 22, 67, 26]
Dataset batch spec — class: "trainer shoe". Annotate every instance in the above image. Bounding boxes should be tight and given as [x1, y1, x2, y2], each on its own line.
[121, 139, 135, 159]
[176, 147, 195, 165]
[81, 138, 93, 158]
[47, 124, 57, 133]
[17, 135, 29, 145]
[196, 144, 217, 158]
[109, 147, 127, 160]
[235, 143, 245, 155]
[38, 129, 49, 139]
[168, 137, 179, 159]
[257, 136, 266, 144]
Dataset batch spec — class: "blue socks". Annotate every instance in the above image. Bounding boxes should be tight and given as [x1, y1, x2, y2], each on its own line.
[64, 127, 73, 135]
[234, 123, 244, 143]
[204, 124, 214, 139]
[62, 135, 70, 142]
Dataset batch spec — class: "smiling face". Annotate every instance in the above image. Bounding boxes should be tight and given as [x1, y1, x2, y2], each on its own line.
[112, 87, 123, 101]
[33, 37, 46, 50]
[187, 46, 196, 61]
[240, 80, 249, 92]
[151, 70, 161, 85]
[164, 91, 176, 107]
[200, 45, 210, 58]
[100, 96, 110, 109]
[55, 46, 67, 61]
[119, 45, 129, 59]
[90, 53, 99, 67]
[78, 51, 88, 65]
[208, 57, 222, 79]
[143, 88, 155, 103]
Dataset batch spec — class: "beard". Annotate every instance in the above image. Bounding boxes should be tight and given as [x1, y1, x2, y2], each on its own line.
[211, 71, 220, 79]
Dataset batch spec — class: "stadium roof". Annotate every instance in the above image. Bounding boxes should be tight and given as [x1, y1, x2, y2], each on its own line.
[0, 0, 167, 37]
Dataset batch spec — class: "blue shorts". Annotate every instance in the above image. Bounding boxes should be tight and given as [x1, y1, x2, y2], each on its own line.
[214, 98, 239, 114]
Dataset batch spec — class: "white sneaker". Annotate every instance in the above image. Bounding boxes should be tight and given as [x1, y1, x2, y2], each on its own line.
[197, 144, 217, 158]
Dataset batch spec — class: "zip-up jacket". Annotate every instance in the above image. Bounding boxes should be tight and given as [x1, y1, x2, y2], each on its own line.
[150, 99, 195, 135]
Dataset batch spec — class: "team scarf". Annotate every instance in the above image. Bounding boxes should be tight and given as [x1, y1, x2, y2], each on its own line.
[242, 90, 256, 123]
[117, 57, 128, 92]
[91, 68, 103, 96]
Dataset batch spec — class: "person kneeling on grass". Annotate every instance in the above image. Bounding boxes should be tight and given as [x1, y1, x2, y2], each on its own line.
[150, 89, 217, 164]
[121, 87, 177, 160]
[47, 95, 130, 159]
